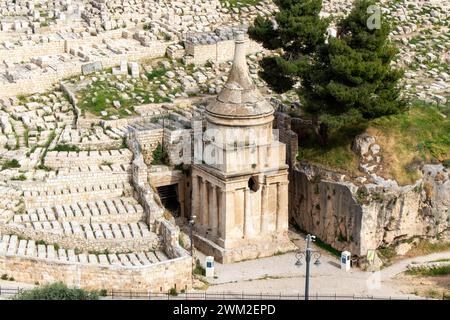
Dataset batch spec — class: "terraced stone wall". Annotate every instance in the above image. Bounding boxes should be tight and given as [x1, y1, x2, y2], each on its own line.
[0, 253, 192, 292]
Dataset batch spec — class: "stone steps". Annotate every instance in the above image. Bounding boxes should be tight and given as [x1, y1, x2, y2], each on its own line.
[44, 149, 133, 168]
[0, 234, 168, 267]
[36, 164, 133, 193]
[57, 128, 124, 149]
[23, 181, 133, 209]
[9, 221, 154, 241]
[13, 197, 144, 224]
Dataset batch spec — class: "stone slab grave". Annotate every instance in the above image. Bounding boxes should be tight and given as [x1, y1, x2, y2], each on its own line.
[81, 61, 103, 75]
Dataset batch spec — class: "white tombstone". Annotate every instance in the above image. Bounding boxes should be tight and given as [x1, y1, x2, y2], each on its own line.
[120, 60, 128, 73]
[14, 20, 22, 31]
[129, 62, 140, 78]
[205, 256, 215, 278]
[112, 60, 128, 75]
[1, 22, 10, 32]
[341, 251, 351, 272]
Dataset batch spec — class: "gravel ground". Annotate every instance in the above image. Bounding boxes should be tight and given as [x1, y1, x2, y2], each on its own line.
[196, 232, 450, 299]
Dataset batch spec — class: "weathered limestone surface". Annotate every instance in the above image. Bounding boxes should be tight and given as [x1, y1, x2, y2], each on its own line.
[289, 162, 449, 257]
[189, 32, 295, 263]
[0, 232, 191, 292]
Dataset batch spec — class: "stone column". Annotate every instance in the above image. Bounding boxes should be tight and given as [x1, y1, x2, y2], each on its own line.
[276, 182, 288, 232]
[219, 189, 234, 247]
[191, 174, 199, 218]
[244, 187, 252, 238]
[201, 177, 208, 229]
[209, 185, 218, 236]
[260, 184, 269, 233]
[219, 189, 226, 240]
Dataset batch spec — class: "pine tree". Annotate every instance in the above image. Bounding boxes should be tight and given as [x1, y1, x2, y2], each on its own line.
[249, 0, 406, 144]
[301, 0, 406, 137]
[248, 0, 330, 93]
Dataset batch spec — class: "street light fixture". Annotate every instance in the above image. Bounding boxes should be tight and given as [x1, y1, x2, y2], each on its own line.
[295, 234, 322, 300]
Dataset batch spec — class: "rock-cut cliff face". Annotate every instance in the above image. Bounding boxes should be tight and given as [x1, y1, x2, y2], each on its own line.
[289, 164, 449, 257]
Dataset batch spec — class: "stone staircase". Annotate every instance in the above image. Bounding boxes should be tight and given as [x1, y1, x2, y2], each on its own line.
[13, 197, 145, 224]
[23, 181, 133, 209]
[44, 149, 133, 168]
[0, 138, 191, 291]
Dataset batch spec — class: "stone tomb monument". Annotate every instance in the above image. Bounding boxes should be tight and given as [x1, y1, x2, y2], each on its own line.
[191, 31, 295, 263]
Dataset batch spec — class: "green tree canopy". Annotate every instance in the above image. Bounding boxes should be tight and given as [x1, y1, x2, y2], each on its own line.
[248, 0, 330, 93]
[249, 0, 406, 143]
[302, 0, 406, 124]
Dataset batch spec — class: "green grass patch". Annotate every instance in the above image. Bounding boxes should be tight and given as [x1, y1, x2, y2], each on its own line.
[24, 127, 29, 148]
[431, 258, 450, 263]
[219, 0, 262, 8]
[377, 246, 397, 260]
[291, 220, 341, 258]
[77, 77, 174, 119]
[39, 130, 56, 167]
[406, 240, 450, 256]
[297, 102, 450, 184]
[11, 174, 27, 181]
[314, 237, 341, 258]
[1, 159, 20, 170]
[297, 140, 360, 175]
[52, 144, 81, 152]
[406, 265, 450, 277]
[146, 67, 168, 80]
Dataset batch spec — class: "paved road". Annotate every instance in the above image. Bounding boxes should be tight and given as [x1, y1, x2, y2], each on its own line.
[198, 234, 450, 298]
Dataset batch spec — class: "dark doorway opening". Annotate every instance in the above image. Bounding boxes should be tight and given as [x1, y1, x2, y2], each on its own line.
[248, 176, 259, 192]
[156, 184, 180, 217]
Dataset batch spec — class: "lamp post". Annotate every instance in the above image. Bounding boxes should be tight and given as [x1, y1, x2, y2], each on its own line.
[295, 234, 322, 300]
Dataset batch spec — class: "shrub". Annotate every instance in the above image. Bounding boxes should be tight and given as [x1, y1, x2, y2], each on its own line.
[169, 287, 178, 296]
[443, 159, 450, 168]
[151, 142, 170, 165]
[1, 159, 20, 170]
[1, 274, 8, 280]
[193, 258, 206, 276]
[356, 187, 369, 204]
[11, 174, 27, 181]
[14, 282, 100, 300]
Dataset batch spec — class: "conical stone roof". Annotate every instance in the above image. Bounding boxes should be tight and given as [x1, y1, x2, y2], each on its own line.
[206, 31, 274, 119]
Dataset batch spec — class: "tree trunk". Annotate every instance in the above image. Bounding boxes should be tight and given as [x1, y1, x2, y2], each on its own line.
[312, 114, 328, 146]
